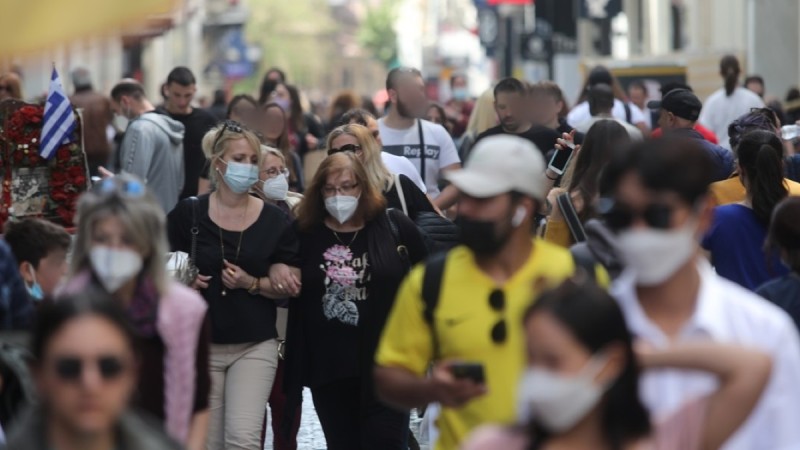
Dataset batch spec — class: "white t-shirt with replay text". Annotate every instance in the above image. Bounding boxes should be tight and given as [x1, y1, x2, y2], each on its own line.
[378, 118, 461, 198]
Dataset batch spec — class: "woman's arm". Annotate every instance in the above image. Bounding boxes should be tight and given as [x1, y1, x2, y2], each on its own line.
[186, 410, 209, 450]
[638, 343, 772, 450]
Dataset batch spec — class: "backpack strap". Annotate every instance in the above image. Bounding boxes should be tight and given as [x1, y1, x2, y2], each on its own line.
[417, 119, 427, 187]
[624, 101, 633, 124]
[394, 174, 409, 216]
[570, 244, 597, 281]
[557, 192, 587, 243]
[422, 252, 448, 361]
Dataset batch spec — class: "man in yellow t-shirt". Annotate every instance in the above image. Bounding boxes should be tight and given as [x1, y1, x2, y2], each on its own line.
[374, 135, 605, 450]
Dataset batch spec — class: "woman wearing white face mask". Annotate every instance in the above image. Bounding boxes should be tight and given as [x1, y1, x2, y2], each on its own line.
[63, 174, 210, 450]
[463, 277, 772, 450]
[280, 152, 427, 450]
[166, 120, 302, 449]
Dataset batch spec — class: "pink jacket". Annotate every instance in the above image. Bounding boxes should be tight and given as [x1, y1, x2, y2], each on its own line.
[61, 273, 207, 443]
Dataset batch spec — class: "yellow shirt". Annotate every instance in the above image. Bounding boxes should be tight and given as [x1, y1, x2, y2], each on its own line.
[710, 177, 800, 206]
[375, 239, 607, 450]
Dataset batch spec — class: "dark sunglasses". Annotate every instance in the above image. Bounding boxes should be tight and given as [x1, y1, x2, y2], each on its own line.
[53, 355, 127, 382]
[489, 289, 507, 344]
[601, 200, 674, 231]
[328, 143, 362, 156]
[212, 120, 245, 151]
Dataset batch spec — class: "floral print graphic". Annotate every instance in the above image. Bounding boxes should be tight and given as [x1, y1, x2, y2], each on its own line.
[321, 244, 369, 326]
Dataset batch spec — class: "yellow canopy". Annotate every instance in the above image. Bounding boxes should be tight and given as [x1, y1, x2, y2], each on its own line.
[0, 0, 180, 57]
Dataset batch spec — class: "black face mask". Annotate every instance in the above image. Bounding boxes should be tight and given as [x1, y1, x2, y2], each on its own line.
[457, 216, 513, 257]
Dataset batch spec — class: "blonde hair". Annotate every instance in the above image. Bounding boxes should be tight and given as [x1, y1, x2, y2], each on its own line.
[326, 124, 393, 192]
[466, 88, 497, 136]
[71, 174, 168, 295]
[260, 145, 286, 166]
[201, 122, 263, 186]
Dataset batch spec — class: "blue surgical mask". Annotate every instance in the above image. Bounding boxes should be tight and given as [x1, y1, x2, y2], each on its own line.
[220, 161, 259, 194]
[26, 266, 44, 301]
[274, 98, 291, 113]
[452, 87, 469, 101]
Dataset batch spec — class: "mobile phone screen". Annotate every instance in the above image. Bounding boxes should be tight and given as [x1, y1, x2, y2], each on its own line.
[548, 146, 574, 174]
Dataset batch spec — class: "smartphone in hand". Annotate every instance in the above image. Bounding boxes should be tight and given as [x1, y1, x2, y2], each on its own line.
[548, 141, 575, 176]
[450, 362, 486, 384]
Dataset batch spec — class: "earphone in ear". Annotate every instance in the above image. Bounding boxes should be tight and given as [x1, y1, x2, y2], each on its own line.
[511, 206, 527, 228]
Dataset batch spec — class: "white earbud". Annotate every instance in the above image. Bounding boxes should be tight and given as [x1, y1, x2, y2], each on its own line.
[512, 206, 527, 228]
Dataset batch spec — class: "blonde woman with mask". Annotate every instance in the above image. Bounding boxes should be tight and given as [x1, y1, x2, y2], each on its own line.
[255, 145, 304, 215]
[167, 120, 301, 449]
[63, 174, 210, 450]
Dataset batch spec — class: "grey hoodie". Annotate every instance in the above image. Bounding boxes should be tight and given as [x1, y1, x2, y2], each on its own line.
[118, 112, 185, 212]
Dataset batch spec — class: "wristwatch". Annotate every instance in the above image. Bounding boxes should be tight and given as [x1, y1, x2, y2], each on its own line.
[248, 276, 260, 295]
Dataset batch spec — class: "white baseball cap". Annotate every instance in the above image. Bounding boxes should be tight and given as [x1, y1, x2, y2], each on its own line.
[445, 134, 547, 201]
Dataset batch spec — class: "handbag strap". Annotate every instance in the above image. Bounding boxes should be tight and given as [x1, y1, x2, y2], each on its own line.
[417, 120, 426, 186]
[189, 197, 199, 264]
[556, 192, 587, 243]
[394, 174, 408, 216]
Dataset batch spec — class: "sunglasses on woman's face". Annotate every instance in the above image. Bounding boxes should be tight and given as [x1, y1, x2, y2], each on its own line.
[52, 355, 128, 382]
[327, 143, 362, 156]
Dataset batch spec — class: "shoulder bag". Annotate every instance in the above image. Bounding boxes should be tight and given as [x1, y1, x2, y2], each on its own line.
[166, 197, 200, 285]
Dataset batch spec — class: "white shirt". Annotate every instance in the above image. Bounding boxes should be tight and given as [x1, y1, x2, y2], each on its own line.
[381, 152, 427, 192]
[567, 99, 648, 128]
[699, 87, 765, 150]
[575, 115, 644, 141]
[612, 260, 800, 450]
[378, 118, 461, 198]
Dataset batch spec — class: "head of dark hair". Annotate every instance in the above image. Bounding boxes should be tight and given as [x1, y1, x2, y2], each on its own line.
[568, 120, 630, 223]
[587, 66, 614, 87]
[166, 66, 196, 87]
[737, 130, 788, 224]
[226, 94, 258, 120]
[450, 73, 466, 88]
[338, 108, 375, 128]
[720, 55, 741, 96]
[361, 96, 378, 116]
[110, 80, 145, 102]
[212, 89, 226, 106]
[745, 75, 764, 88]
[766, 197, 800, 273]
[588, 84, 615, 116]
[600, 137, 715, 206]
[4, 219, 71, 268]
[266, 67, 286, 83]
[524, 278, 652, 449]
[427, 102, 448, 122]
[386, 67, 422, 92]
[283, 83, 305, 130]
[258, 78, 277, 105]
[493, 77, 527, 99]
[786, 87, 800, 102]
[328, 91, 362, 127]
[627, 80, 646, 93]
[32, 289, 137, 361]
[728, 109, 780, 150]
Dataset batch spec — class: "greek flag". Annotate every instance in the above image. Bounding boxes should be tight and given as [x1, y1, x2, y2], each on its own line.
[40, 68, 76, 159]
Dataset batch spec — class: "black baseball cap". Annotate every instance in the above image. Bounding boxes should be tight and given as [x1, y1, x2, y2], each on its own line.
[647, 89, 702, 121]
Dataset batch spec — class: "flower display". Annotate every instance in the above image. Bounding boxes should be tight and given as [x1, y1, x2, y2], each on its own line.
[0, 101, 87, 227]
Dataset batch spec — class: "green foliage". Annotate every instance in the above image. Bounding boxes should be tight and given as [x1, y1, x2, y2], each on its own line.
[358, 0, 398, 68]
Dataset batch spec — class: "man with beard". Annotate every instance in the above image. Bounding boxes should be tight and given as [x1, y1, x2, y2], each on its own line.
[379, 68, 461, 210]
[474, 78, 561, 159]
[374, 135, 604, 450]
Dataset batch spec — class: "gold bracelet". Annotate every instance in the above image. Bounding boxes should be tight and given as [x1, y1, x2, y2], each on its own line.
[248, 276, 260, 295]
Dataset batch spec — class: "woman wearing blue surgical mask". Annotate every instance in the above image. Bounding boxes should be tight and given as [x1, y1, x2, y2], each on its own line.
[279, 152, 427, 450]
[64, 174, 210, 450]
[462, 277, 771, 450]
[166, 121, 302, 449]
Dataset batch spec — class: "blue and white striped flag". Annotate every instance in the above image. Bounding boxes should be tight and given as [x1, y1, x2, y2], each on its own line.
[40, 67, 76, 159]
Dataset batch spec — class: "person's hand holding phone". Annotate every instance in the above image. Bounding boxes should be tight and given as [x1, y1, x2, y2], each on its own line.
[430, 360, 488, 408]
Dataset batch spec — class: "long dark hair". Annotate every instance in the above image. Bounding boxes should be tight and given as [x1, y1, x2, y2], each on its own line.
[766, 197, 800, 273]
[523, 278, 652, 450]
[567, 120, 630, 223]
[720, 55, 741, 97]
[737, 130, 788, 224]
[283, 83, 306, 132]
[261, 102, 298, 185]
[226, 94, 258, 120]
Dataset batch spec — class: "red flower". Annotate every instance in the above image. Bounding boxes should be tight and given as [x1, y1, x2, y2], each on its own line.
[56, 148, 71, 162]
[51, 171, 67, 185]
[67, 166, 84, 180]
[12, 151, 22, 164]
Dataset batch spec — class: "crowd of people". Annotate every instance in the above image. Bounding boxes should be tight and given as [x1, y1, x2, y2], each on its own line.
[0, 52, 800, 450]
